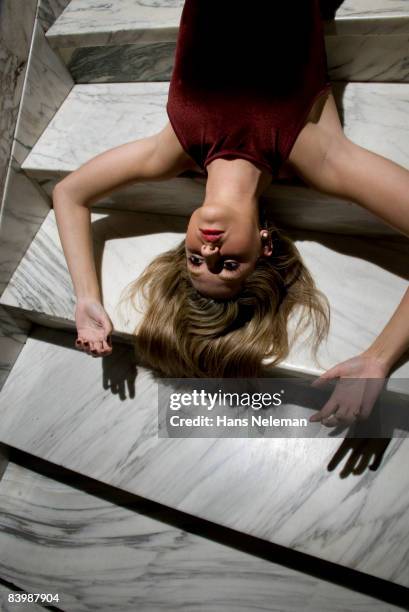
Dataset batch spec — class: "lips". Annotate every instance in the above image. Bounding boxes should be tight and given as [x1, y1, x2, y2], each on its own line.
[200, 229, 223, 243]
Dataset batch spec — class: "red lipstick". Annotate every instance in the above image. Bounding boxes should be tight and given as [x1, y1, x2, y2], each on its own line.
[200, 229, 223, 242]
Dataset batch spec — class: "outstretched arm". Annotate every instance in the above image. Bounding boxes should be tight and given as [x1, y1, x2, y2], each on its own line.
[52, 123, 194, 357]
[310, 286, 409, 427]
[363, 286, 409, 372]
[286, 92, 409, 426]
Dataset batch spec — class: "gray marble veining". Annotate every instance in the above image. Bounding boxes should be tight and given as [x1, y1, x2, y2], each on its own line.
[326, 34, 409, 82]
[44, 1, 409, 83]
[0, 0, 37, 200]
[1, 209, 408, 391]
[21, 81, 409, 235]
[0, 585, 44, 612]
[0, 304, 32, 392]
[0, 0, 75, 391]
[0, 328, 409, 589]
[46, 0, 184, 47]
[36, 0, 71, 34]
[0, 5, 74, 392]
[45, 0, 409, 50]
[11, 21, 74, 167]
[328, 0, 409, 35]
[61, 41, 178, 84]
[0, 459, 403, 611]
[58, 35, 409, 85]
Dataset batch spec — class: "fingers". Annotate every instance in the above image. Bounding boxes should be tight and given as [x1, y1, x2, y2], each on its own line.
[309, 397, 339, 423]
[311, 400, 362, 428]
[75, 335, 113, 357]
[310, 364, 343, 388]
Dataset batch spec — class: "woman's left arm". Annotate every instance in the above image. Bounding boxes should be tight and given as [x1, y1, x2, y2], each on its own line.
[362, 285, 409, 370]
[309, 285, 409, 426]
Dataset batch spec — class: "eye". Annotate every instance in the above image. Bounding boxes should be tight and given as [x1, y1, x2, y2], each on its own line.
[223, 261, 239, 272]
[188, 255, 203, 266]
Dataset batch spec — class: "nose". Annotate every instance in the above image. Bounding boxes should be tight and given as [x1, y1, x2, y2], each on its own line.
[201, 243, 220, 258]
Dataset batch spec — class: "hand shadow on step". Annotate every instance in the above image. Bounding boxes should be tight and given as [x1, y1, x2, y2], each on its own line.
[327, 436, 391, 477]
[325, 402, 392, 477]
[34, 325, 138, 400]
[319, 395, 409, 476]
[101, 340, 137, 400]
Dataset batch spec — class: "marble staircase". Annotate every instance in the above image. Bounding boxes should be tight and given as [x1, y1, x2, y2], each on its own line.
[1, 208, 409, 391]
[21, 79, 409, 235]
[1, 327, 409, 610]
[1, 453, 406, 611]
[1, 0, 409, 609]
[44, 0, 409, 83]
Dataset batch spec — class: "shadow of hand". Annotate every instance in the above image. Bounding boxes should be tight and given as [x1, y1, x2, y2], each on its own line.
[101, 342, 137, 400]
[327, 437, 391, 477]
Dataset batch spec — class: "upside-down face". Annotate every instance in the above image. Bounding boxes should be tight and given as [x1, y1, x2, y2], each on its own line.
[185, 202, 272, 299]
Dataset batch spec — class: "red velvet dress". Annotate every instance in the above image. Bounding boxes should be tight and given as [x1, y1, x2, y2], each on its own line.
[166, 0, 332, 178]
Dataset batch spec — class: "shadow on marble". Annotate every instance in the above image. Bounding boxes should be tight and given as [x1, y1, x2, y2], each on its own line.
[4, 448, 409, 611]
[85, 212, 409, 284]
[2, 208, 409, 389]
[2, 324, 409, 588]
[24, 323, 409, 443]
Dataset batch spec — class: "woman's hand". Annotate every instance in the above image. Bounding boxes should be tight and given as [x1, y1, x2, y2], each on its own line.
[309, 353, 389, 427]
[75, 297, 113, 357]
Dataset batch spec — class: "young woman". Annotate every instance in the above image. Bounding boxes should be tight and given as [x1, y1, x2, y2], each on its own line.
[53, 1, 409, 427]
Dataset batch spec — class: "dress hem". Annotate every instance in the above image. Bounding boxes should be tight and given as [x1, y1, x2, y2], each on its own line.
[204, 150, 274, 177]
[280, 81, 333, 167]
[166, 102, 205, 172]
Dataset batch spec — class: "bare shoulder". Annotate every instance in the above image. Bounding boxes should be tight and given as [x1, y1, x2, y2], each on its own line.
[155, 121, 204, 175]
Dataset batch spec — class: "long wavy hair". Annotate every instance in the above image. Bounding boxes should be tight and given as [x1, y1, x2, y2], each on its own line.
[117, 210, 330, 377]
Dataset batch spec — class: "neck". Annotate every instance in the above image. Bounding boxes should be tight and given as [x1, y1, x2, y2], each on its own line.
[204, 159, 263, 215]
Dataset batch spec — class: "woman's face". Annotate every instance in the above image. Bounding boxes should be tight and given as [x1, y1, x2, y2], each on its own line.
[185, 202, 272, 299]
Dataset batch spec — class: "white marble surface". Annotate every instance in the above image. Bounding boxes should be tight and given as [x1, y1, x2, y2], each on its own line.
[46, 0, 183, 47]
[0, 15, 63, 289]
[326, 34, 409, 82]
[36, 0, 71, 34]
[0, 327, 409, 590]
[0, 459, 405, 611]
[11, 21, 73, 167]
[60, 40, 178, 84]
[0, 304, 31, 391]
[45, 0, 409, 49]
[0, 0, 37, 200]
[328, 0, 409, 35]
[0, 209, 408, 391]
[42, 0, 409, 84]
[21, 80, 409, 235]
[60, 33, 409, 85]
[0, 585, 44, 612]
[0, 3, 73, 390]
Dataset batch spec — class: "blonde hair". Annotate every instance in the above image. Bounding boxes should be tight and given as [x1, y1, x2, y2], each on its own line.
[117, 216, 330, 378]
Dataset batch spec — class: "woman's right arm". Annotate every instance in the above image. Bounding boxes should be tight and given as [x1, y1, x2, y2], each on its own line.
[52, 123, 194, 357]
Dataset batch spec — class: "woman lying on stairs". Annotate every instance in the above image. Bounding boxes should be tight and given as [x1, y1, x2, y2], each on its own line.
[52, 1, 409, 428]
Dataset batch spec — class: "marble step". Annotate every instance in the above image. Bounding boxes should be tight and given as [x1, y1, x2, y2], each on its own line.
[0, 208, 408, 393]
[1, 326, 409, 596]
[1, 458, 405, 611]
[44, 0, 409, 83]
[22, 81, 409, 236]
